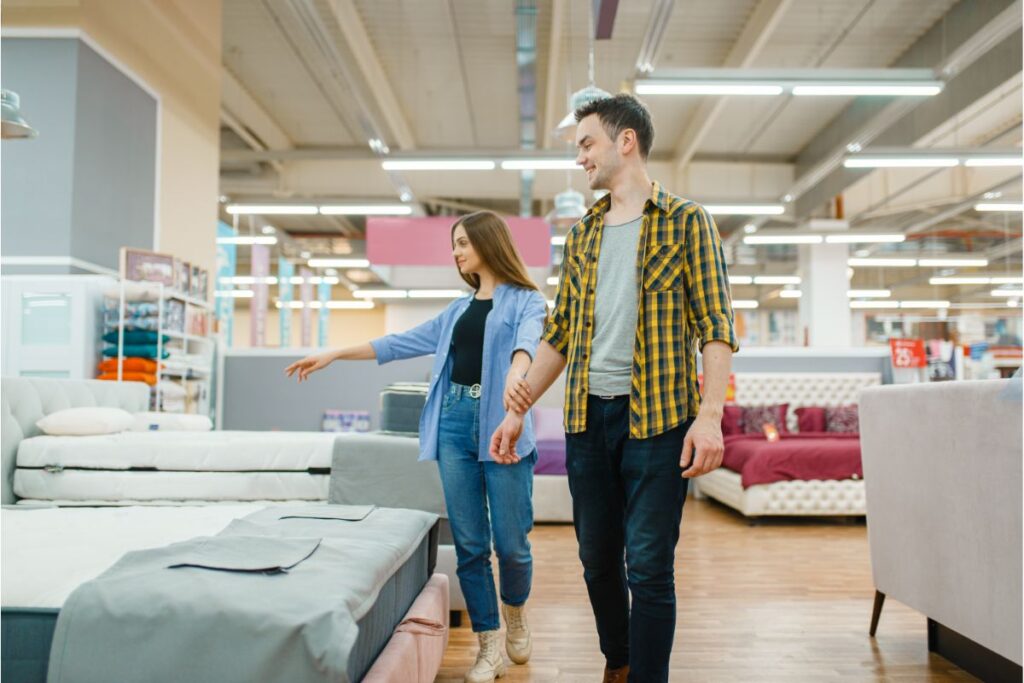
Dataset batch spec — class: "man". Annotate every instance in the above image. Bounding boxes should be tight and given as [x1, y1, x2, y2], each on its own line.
[490, 93, 738, 683]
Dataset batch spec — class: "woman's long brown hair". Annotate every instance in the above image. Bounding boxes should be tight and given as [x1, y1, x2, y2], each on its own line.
[451, 211, 541, 293]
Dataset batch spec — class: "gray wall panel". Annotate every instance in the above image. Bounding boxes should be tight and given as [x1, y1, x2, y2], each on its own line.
[222, 353, 435, 432]
[1, 38, 78, 260]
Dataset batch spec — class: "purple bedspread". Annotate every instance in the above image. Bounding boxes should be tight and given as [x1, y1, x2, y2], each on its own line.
[534, 438, 567, 475]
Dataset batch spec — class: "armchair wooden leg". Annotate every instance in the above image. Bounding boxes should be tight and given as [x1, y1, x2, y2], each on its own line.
[869, 590, 885, 636]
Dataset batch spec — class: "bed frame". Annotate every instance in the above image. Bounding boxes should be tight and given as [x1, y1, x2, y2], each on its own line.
[693, 372, 881, 518]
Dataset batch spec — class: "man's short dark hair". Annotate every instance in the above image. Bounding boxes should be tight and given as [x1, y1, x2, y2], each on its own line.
[574, 93, 654, 159]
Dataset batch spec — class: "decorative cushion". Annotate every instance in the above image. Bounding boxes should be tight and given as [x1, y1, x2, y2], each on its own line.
[98, 358, 160, 374]
[722, 405, 743, 435]
[825, 405, 859, 433]
[740, 404, 789, 434]
[795, 406, 827, 433]
[102, 330, 169, 345]
[36, 407, 135, 436]
[131, 411, 213, 432]
[96, 372, 157, 386]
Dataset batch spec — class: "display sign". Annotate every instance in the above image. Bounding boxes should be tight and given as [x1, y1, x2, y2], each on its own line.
[889, 338, 926, 369]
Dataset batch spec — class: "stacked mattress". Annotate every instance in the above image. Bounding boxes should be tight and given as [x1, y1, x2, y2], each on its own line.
[13, 431, 338, 504]
[2, 504, 441, 683]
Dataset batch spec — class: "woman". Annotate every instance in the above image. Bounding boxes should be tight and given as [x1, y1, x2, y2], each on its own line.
[286, 211, 547, 683]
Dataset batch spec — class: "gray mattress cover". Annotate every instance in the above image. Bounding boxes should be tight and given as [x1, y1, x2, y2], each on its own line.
[46, 505, 438, 683]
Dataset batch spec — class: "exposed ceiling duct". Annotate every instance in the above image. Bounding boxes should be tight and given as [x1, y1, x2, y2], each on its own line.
[515, 0, 538, 217]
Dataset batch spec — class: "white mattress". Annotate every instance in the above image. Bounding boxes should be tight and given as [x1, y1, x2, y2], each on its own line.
[17, 431, 337, 471]
[14, 470, 329, 502]
[1, 505, 262, 608]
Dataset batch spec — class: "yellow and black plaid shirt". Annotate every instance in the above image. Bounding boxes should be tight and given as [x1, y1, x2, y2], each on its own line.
[542, 182, 739, 439]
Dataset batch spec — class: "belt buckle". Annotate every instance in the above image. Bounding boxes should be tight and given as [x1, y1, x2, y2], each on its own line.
[468, 384, 482, 399]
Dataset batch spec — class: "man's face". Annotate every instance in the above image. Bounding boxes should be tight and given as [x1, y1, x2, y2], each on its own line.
[575, 114, 621, 191]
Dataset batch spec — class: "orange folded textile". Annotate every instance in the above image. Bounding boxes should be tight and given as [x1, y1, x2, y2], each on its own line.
[97, 371, 157, 386]
[98, 358, 160, 373]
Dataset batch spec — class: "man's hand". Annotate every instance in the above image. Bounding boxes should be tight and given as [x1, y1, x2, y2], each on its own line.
[503, 371, 533, 413]
[489, 412, 524, 465]
[679, 413, 724, 478]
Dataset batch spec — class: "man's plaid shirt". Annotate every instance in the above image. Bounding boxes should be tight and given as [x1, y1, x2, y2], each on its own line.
[541, 182, 739, 439]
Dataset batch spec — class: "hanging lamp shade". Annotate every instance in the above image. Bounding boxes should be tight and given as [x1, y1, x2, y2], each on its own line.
[546, 188, 587, 229]
[553, 85, 611, 142]
[1, 89, 37, 139]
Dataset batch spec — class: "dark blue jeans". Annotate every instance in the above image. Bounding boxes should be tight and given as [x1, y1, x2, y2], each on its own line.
[566, 394, 691, 683]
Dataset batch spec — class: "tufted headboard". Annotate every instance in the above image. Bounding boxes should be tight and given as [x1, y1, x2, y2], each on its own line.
[731, 372, 882, 432]
[1, 377, 150, 504]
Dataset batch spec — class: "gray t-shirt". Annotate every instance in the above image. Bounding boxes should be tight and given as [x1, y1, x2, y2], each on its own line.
[588, 216, 642, 396]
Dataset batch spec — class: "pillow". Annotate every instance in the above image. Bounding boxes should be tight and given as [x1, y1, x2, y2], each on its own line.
[98, 357, 160, 374]
[531, 406, 565, 441]
[721, 405, 743, 435]
[102, 330, 169, 345]
[825, 405, 859, 433]
[158, 380, 187, 399]
[740, 404, 789, 434]
[131, 412, 213, 432]
[795, 406, 827, 433]
[102, 344, 170, 359]
[36, 407, 135, 436]
[96, 371, 157, 386]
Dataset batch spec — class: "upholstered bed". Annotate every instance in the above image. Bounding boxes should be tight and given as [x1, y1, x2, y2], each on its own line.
[693, 372, 881, 517]
[1, 378, 449, 683]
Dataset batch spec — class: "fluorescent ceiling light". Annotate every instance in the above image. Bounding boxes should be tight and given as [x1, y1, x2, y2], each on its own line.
[220, 276, 278, 285]
[900, 300, 951, 309]
[407, 290, 466, 299]
[850, 301, 899, 309]
[551, 235, 567, 246]
[381, 160, 495, 171]
[793, 84, 942, 96]
[744, 235, 822, 245]
[546, 276, 560, 286]
[991, 277, 1024, 284]
[307, 258, 370, 268]
[754, 275, 801, 285]
[825, 234, 906, 244]
[974, 202, 1024, 212]
[929, 276, 991, 285]
[289, 276, 340, 285]
[729, 275, 754, 285]
[848, 258, 917, 267]
[225, 205, 317, 215]
[918, 258, 988, 267]
[706, 204, 785, 216]
[352, 289, 408, 299]
[732, 300, 759, 309]
[848, 290, 891, 298]
[844, 157, 958, 168]
[215, 290, 254, 298]
[743, 224, 758, 234]
[963, 156, 1023, 167]
[216, 236, 278, 245]
[501, 159, 578, 170]
[636, 82, 783, 96]
[991, 289, 1024, 297]
[319, 205, 412, 215]
[779, 290, 802, 298]
[276, 301, 375, 310]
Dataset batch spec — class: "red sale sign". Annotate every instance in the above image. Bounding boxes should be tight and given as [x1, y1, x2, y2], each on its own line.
[889, 338, 926, 369]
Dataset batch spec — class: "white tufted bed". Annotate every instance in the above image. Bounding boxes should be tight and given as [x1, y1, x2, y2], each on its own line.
[694, 372, 881, 518]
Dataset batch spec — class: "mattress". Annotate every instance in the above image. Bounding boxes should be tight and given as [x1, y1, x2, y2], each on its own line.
[2, 505, 437, 683]
[721, 432, 862, 488]
[14, 431, 337, 503]
[379, 383, 428, 434]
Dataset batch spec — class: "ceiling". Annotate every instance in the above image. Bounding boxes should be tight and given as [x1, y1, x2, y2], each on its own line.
[218, 0, 1023, 310]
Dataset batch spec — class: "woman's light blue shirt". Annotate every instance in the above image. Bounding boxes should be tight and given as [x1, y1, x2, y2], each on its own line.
[369, 284, 548, 462]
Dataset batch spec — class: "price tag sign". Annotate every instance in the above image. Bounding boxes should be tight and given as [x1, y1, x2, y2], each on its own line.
[889, 338, 926, 369]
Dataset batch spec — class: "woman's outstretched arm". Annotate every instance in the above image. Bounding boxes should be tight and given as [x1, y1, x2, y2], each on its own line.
[285, 342, 376, 382]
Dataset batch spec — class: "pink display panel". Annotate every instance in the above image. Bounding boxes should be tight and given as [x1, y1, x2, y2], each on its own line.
[367, 216, 551, 267]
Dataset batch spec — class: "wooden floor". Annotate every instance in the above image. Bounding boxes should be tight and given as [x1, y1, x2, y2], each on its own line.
[437, 497, 976, 682]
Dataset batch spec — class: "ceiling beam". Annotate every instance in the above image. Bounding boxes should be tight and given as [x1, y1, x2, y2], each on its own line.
[671, 0, 793, 170]
[542, 0, 567, 149]
[791, 0, 1022, 218]
[221, 67, 293, 174]
[321, 0, 416, 150]
[592, 0, 619, 39]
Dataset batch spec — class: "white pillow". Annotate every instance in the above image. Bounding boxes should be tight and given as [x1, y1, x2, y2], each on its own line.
[131, 412, 213, 432]
[36, 407, 135, 436]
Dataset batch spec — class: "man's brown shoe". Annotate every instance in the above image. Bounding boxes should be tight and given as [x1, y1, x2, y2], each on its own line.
[602, 664, 629, 683]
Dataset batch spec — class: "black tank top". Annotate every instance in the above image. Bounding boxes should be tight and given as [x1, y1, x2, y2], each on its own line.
[450, 297, 493, 386]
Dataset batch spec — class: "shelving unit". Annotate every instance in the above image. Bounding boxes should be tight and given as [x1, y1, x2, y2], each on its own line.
[106, 279, 215, 419]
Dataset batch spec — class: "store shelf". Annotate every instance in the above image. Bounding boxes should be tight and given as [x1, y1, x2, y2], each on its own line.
[164, 330, 214, 345]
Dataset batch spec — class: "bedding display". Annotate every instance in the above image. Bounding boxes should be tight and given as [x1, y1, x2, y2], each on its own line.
[721, 432, 862, 488]
[14, 431, 337, 503]
[1, 504, 441, 683]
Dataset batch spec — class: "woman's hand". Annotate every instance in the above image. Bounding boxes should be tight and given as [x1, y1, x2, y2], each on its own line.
[503, 370, 533, 414]
[489, 412, 524, 465]
[285, 351, 336, 382]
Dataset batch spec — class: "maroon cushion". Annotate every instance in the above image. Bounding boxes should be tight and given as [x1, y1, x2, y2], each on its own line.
[740, 404, 789, 434]
[795, 406, 827, 433]
[722, 405, 743, 435]
[825, 404, 860, 433]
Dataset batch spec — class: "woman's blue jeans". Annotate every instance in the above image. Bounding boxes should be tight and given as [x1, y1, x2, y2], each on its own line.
[437, 382, 536, 632]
